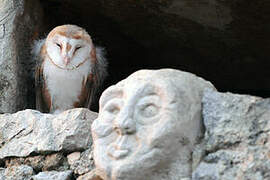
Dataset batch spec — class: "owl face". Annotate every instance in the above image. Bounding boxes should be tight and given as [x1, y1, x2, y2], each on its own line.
[45, 25, 93, 70]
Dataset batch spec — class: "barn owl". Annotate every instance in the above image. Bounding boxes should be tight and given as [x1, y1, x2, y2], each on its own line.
[32, 24, 107, 114]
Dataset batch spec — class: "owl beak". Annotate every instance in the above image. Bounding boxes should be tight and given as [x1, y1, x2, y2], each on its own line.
[63, 57, 71, 65]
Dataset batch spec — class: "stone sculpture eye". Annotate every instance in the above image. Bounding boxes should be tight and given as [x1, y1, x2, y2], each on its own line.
[101, 99, 122, 122]
[136, 95, 161, 125]
[140, 103, 159, 118]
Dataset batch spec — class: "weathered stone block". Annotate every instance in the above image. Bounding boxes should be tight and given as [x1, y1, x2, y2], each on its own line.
[192, 90, 270, 180]
[31, 170, 73, 180]
[0, 0, 42, 113]
[68, 149, 94, 176]
[0, 108, 97, 159]
[0, 165, 34, 180]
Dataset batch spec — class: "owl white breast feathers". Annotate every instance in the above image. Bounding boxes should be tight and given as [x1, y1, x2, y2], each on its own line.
[32, 24, 107, 114]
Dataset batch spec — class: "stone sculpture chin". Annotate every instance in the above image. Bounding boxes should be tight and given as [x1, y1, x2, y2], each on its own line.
[91, 69, 215, 180]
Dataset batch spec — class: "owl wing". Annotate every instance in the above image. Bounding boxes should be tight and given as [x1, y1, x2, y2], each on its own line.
[85, 46, 108, 110]
[35, 65, 49, 113]
[32, 39, 50, 113]
[85, 74, 95, 109]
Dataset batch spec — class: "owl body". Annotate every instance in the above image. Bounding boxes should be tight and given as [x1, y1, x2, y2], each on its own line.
[34, 25, 107, 114]
[42, 58, 91, 114]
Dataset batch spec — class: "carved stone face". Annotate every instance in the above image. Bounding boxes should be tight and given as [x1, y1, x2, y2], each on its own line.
[92, 69, 215, 180]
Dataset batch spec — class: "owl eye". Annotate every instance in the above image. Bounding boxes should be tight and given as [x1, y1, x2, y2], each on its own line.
[75, 46, 82, 51]
[56, 43, 61, 48]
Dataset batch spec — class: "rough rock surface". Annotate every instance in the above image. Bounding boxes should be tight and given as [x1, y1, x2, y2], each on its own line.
[0, 165, 34, 180]
[68, 149, 94, 176]
[31, 170, 73, 180]
[0, 108, 99, 179]
[0, 0, 42, 113]
[77, 169, 102, 180]
[0, 84, 268, 179]
[192, 90, 270, 180]
[5, 153, 69, 172]
[0, 108, 97, 159]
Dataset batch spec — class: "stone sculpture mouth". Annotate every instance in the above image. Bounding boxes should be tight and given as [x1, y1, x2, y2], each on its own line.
[107, 143, 130, 160]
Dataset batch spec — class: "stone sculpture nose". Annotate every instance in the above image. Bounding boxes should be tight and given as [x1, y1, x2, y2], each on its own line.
[114, 111, 136, 135]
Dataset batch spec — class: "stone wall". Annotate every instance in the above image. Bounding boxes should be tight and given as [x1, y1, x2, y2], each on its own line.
[0, 90, 269, 179]
[193, 90, 270, 180]
[0, 108, 97, 180]
[0, 0, 42, 113]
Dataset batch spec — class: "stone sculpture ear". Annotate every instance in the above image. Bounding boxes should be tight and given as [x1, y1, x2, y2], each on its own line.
[92, 69, 215, 180]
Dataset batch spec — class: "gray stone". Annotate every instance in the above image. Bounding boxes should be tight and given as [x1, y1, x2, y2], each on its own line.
[5, 156, 44, 172]
[77, 169, 103, 180]
[42, 153, 69, 171]
[31, 170, 73, 180]
[68, 149, 94, 175]
[5, 153, 69, 172]
[67, 152, 81, 165]
[0, 165, 34, 180]
[0, 0, 42, 113]
[192, 90, 270, 180]
[0, 108, 97, 159]
[203, 89, 270, 151]
[192, 162, 219, 180]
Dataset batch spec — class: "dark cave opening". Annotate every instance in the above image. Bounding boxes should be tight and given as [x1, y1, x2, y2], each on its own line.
[39, 0, 152, 95]
[30, 0, 270, 111]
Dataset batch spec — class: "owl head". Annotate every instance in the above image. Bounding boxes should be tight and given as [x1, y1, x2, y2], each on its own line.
[45, 24, 94, 69]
